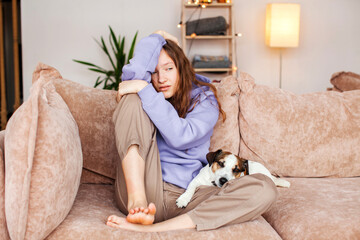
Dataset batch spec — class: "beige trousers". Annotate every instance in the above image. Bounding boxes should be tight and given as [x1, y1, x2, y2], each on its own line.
[113, 94, 278, 231]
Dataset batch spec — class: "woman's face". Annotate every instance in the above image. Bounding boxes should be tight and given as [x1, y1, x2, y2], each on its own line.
[151, 49, 179, 99]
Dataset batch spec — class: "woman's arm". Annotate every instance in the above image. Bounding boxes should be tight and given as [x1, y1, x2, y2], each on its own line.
[116, 33, 168, 101]
[116, 80, 148, 102]
[121, 33, 166, 83]
[138, 84, 219, 150]
[122, 32, 218, 149]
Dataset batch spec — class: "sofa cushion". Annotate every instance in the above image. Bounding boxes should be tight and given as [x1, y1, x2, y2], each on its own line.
[238, 72, 360, 177]
[264, 177, 360, 240]
[32, 63, 119, 183]
[0, 131, 10, 240]
[330, 71, 360, 92]
[47, 184, 282, 240]
[4, 77, 82, 240]
[210, 76, 240, 154]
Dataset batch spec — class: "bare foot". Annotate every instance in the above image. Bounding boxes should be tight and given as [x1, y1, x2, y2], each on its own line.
[126, 202, 156, 225]
[106, 212, 196, 232]
[107, 215, 151, 232]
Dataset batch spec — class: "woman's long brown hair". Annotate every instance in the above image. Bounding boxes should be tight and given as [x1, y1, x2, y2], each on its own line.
[162, 39, 226, 121]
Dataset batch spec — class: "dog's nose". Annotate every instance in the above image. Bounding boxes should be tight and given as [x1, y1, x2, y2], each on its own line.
[219, 177, 228, 186]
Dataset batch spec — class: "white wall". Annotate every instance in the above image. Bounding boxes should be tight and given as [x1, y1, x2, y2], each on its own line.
[21, 0, 360, 100]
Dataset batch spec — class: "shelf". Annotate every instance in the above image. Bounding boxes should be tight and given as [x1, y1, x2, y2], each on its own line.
[181, 0, 236, 77]
[185, 35, 234, 40]
[184, 3, 232, 8]
[194, 68, 233, 73]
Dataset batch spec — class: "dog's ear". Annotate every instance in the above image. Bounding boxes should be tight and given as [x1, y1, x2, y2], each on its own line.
[242, 161, 248, 169]
[242, 160, 249, 174]
[206, 149, 222, 166]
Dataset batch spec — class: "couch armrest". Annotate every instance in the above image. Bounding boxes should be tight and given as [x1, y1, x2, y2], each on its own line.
[0, 130, 10, 239]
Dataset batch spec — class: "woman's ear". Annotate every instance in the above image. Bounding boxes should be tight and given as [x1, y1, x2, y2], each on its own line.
[206, 149, 222, 166]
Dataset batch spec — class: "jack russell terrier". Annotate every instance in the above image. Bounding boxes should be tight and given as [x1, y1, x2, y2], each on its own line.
[176, 149, 290, 208]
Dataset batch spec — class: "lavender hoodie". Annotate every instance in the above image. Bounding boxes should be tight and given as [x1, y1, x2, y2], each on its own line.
[122, 34, 219, 189]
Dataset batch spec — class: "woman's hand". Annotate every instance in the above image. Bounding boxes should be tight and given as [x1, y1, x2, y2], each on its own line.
[153, 30, 179, 45]
[116, 80, 148, 102]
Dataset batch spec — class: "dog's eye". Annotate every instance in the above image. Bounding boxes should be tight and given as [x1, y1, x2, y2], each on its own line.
[233, 168, 241, 173]
[218, 161, 225, 167]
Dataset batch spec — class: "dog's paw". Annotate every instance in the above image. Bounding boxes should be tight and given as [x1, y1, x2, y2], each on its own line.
[273, 177, 291, 188]
[176, 194, 191, 208]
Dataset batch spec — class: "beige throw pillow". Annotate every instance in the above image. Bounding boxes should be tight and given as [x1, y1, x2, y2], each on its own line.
[4, 76, 82, 240]
[238, 72, 360, 177]
[0, 131, 10, 240]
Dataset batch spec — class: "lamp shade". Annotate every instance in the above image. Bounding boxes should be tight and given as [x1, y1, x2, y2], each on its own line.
[266, 3, 300, 48]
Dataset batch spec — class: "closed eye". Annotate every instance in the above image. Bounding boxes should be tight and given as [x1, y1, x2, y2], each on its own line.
[233, 167, 241, 173]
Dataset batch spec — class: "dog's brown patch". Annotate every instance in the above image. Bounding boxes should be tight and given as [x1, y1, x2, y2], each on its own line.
[210, 150, 229, 173]
[232, 156, 246, 178]
[211, 160, 223, 173]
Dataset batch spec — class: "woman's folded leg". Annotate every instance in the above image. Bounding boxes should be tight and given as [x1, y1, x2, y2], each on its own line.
[109, 94, 165, 225]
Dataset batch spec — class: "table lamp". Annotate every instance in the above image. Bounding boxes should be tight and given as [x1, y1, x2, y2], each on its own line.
[265, 3, 300, 88]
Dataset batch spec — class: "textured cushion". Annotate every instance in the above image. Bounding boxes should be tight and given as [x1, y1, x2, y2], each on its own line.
[264, 177, 360, 240]
[210, 76, 240, 155]
[4, 76, 82, 240]
[330, 71, 360, 92]
[47, 184, 282, 240]
[238, 72, 360, 177]
[0, 131, 10, 240]
[33, 63, 119, 183]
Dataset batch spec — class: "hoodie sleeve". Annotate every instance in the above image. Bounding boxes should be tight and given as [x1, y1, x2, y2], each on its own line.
[121, 33, 166, 83]
[138, 84, 219, 150]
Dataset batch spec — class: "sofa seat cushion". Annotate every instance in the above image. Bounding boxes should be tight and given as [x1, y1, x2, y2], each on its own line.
[47, 184, 282, 240]
[264, 177, 360, 240]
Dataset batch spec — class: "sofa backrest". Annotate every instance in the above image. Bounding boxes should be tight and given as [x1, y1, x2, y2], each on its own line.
[33, 63, 118, 183]
[33, 63, 360, 181]
[238, 72, 360, 178]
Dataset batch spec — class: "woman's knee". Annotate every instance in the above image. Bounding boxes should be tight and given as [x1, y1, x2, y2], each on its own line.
[254, 174, 278, 211]
[119, 93, 142, 109]
[113, 93, 143, 123]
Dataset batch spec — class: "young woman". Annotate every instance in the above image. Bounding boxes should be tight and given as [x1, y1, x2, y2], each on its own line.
[106, 31, 278, 232]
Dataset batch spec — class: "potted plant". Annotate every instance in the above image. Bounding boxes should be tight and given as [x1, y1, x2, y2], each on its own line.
[73, 26, 138, 90]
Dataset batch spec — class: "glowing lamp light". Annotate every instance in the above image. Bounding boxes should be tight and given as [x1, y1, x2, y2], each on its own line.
[265, 3, 300, 48]
[177, 21, 182, 28]
[265, 3, 300, 88]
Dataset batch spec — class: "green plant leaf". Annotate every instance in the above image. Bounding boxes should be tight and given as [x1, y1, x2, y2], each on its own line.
[74, 26, 138, 90]
[94, 76, 104, 88]
[128, 31, 138, 63]
[109, 26, 120, 53]
[73, 59, 105, 70]
[119, 37, 126, 69]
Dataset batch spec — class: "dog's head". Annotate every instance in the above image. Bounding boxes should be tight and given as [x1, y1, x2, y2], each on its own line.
[206, 149, 248, 187]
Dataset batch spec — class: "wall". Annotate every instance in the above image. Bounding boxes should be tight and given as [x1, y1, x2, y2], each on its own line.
[21, 0, 360, 100]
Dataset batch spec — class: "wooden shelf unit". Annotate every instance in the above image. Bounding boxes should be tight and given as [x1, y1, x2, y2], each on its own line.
[181, 1, 236, 76]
